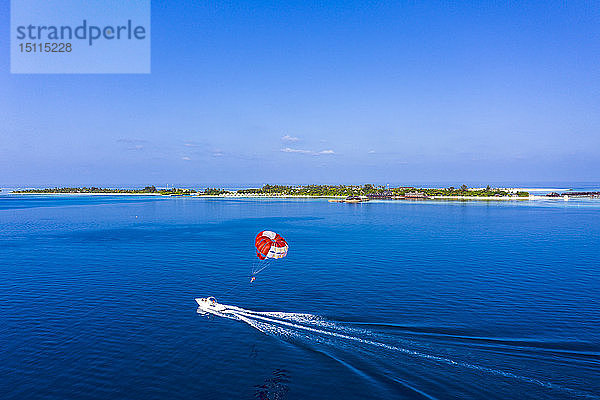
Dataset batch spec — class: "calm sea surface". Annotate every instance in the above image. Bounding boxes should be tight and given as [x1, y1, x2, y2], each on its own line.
[1, 195, 599, 399]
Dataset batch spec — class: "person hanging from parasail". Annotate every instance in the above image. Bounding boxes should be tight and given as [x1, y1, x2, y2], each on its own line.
[251, 230, 288, 282]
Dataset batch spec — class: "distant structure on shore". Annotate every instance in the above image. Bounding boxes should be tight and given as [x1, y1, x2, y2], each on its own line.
[365, 191, 430, 200]
[329, 195, 369, 203]
[548, 191, 600, 199]
[404, 192, 430, 199]
[366, 191, 394, 200]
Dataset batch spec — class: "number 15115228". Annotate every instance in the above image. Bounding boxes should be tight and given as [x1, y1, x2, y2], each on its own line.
[19, 43, 72, 52]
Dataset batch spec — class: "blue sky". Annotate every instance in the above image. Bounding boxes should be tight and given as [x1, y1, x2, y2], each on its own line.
[1, 1, 599, 186]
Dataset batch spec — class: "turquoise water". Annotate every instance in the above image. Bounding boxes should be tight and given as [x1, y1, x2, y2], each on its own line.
[1, 195, 599, 399]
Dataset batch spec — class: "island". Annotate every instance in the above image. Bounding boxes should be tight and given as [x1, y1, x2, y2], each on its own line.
[12, 186, 196, 196]
[232, 184, 530, 199]
[12, 184, 533, 200]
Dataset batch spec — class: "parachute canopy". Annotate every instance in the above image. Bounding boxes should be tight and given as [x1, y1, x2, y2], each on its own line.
[255, 231, 288, 260]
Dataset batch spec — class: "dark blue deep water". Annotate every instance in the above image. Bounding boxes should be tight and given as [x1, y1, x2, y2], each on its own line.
[1, 195, 599, 399]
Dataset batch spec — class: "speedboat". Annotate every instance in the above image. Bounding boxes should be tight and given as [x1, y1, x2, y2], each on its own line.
[196, 296, 227, 314]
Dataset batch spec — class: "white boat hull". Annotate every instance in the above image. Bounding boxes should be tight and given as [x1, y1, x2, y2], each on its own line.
[195, 297, 230, 315]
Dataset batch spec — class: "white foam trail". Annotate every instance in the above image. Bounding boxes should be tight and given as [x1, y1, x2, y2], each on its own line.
[205, 304, 595, 398]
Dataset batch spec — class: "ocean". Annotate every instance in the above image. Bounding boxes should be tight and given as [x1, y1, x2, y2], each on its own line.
[1, 194, 598, 399]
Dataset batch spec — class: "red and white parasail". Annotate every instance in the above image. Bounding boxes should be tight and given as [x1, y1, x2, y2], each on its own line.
[255, 231, 288, 260]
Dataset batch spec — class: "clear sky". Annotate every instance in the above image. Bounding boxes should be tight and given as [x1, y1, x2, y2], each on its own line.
[1, 1, 599, 186]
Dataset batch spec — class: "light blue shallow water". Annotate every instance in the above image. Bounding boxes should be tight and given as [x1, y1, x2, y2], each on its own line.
[1, 195, 599, 399]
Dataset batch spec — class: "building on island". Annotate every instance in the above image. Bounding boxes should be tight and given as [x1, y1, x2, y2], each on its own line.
[365, 191, 394, 200]
[404, 192, 429, 199]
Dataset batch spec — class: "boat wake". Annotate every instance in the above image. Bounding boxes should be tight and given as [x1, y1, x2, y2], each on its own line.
[198, 302, 598, 399]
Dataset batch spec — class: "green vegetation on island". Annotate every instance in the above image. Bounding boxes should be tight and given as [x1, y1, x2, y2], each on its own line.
[237, 184, 370, 196]
[202, 188, 231, 196]
[236, 184, 527, 198]
[13, 186, 197, 195]
[12, 184, 530, 198]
